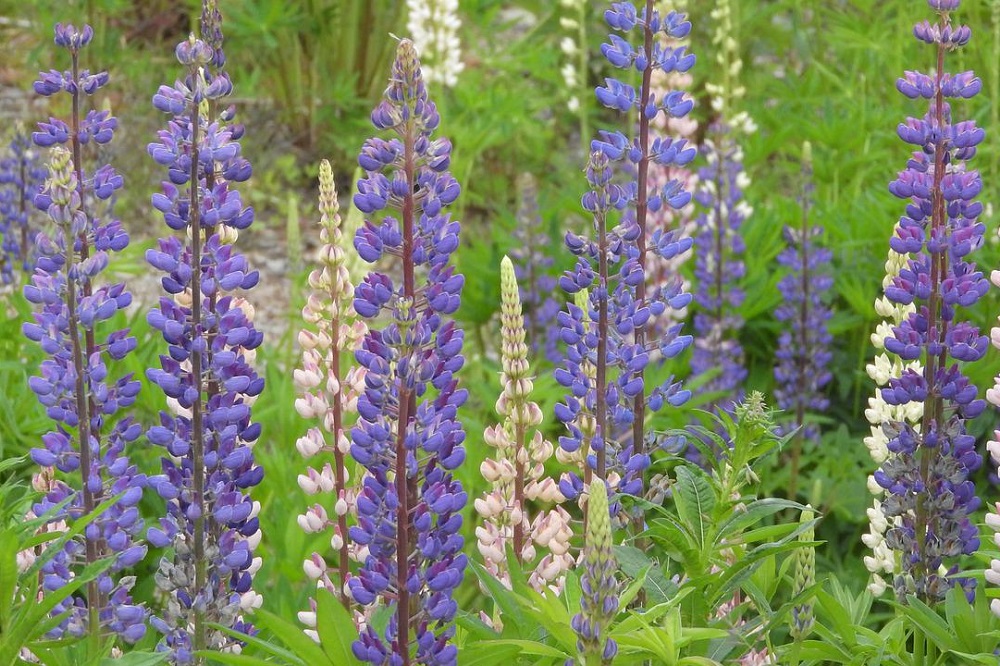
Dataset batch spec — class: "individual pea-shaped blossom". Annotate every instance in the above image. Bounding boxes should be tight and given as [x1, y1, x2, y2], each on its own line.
[581, 1, 696, 493]
[872, 0, 986, 604]
[347, 39, 467, 666]
[475, 257, 572, 600]
[0, 123, 47, 284]
[569, 478, 618, 665]
[144, 28, 264, 663]
[773, 143, 833, 496]
[691, 0, 754, 417]
[295, 159, 369, 628]
[24, 23, 146, 645]
[510, 174, 563, 364]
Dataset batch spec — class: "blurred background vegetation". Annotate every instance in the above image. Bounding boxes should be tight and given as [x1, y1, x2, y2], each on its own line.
[2, 0, 1000, 627]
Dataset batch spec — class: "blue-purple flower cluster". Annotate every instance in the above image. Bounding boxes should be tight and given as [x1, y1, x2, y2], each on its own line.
[0, 126, 47, 284]
[556, 1, 695, 510]
[774, 147, 832, 443]
[24, 23, 146, 643]
[874, 0, 986, 603]
[144, 23, 263, 661]
[348, 39, 467, 665]
[691, 132, 748, 414]
[511, 173, 563, 364]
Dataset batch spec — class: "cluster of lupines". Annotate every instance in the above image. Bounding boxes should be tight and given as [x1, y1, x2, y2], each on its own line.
[556, 2, 696, 515]
[0, 124, 47, 284]
[773, 143, 833, 493]
[294, 159, 369, 625]
[871, 0, 986, 604]
[406, 0, 463, 88]
[144, 10, 264, 659]
[646, 0, 698, 340]
[569, 478, 618, 665]
[475, 257, 572, 600]
[348, 39, 467, 665]
[25, 23, 147, 644]
[691, 0, 753, 415]
[862, 244, 924, 596]
[510, 174, 563, 364]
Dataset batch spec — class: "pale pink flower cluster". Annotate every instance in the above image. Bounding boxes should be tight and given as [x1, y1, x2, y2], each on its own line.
[476, 257, 572, 606]
[984, 246, 1000, 617]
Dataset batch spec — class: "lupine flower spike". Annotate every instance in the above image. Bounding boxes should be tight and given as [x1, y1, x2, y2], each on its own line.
[570, 478, 618, 665]
[647, 0, 698, 340]
[295, 159, 368, 627]
[773, 142, 833, 495]
[406, 0, 464, 88]
[0, 123, 46, 285]
[145, 16, 264, 661]
[691, 0, 753, 417]
[557, 0, 695, 515]
[789, 506, 815, 641]
[476, 256, 572, 601]
[559, 0, 589, 138]
[872, 0, 985, 604]
[25, 23, 146, 645]
[862, 243, 923, 596]
[348, 39, 467, 665]
[510, 174, 563, 363]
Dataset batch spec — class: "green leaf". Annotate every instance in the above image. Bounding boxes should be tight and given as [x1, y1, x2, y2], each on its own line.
[315, 589, 362, 665]
[672, 466, 715, 552]
[99, 653, 169, 666]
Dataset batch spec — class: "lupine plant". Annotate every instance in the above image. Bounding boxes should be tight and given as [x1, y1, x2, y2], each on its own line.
[570, 478, 618, 665]
[691, 0, 753, 416]
[871, 0, 986, 604]
[773, 143, 833, 496]
[510, 174, 563, 364]
[0, 124, 46, 285]
[475, 256, 571, 602]
[294, 159, 368, 623]
[348, 39, 467, 665]
[144, 11, 264, 660]
[406, 0, 464, 88]
[25, 23, 147, 647]
[556, 1, 696, 512]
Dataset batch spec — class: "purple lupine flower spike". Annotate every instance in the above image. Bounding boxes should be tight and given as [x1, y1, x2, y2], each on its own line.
[24, 23, 146, 644]
[690, 0, 752, 419]
[348, 39, 467, 665]
[0, 123, 47, 284]
[774, 142, 833, 494]
[510, 174, 563, 364]
[557, 1, 695, 517]
[145, 18, 263, 662]
[874, 0, 985, 604]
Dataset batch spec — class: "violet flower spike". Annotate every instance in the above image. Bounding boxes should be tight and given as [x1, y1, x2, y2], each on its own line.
[691, 0, 752, 421]
[874, 0, 985, 604]
[0, 123, 47, 284]
[24, 22, 146, 645]
[144, 17, 263, 663]
[773, 142, 833, 495]
[586, 0, 696, 503]
[510, 174, 564, 364]
[348, 39, 467, 666]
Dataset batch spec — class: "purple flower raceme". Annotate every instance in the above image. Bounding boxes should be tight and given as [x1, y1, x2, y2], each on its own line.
[144, 17, 263, 662]
[0, 123, 47, 284]
[690, 0, 752, 417]
[569, 478, 618, 665]
[348, 39, 467, 665]
[511, 173, 563, 364]
[873, 0, 986, 604]
[24, 23, 146, 644]
[556, 1, 695, 514]
[773, 142, 833, 494]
